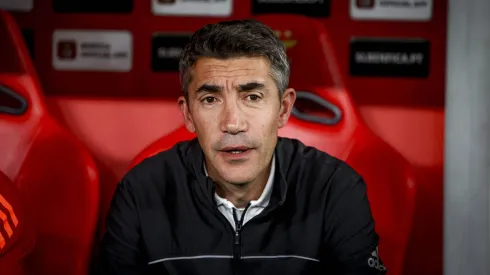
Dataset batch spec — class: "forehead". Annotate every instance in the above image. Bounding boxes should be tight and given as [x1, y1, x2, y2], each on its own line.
[190, 57, 273, 86]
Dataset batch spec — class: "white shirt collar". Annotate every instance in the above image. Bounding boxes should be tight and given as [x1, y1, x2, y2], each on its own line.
[204, 154, 276, 209]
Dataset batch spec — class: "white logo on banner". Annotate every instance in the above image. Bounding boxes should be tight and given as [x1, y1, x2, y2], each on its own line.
[52, 30, 133, 72]
[350, 0, 433, 21]
[0, 0, 33, 11]
[152, 0, 233, 17]
[355, 51, 425, 65]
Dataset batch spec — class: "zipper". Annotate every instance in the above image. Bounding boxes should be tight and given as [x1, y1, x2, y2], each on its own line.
[204, 176, 285, 264]
[232, 203, 251, 262]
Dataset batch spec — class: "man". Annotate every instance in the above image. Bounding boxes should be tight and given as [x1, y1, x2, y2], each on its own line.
[96, 19, 386, 275]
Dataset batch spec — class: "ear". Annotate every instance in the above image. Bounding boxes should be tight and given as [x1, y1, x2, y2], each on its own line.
[178, 96, 196, 133]
[278, 88, 296, 128]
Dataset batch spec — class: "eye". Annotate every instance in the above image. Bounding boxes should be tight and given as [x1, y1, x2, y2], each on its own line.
[202, 96, 216, 104]
[247, 94, 260, 101]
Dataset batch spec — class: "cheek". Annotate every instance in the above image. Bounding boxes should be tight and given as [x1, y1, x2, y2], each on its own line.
[193, 111, 219, 145]
[192, 106, 215, 128]
[195, 118, 214, 137]
[254, 109, 280, 135]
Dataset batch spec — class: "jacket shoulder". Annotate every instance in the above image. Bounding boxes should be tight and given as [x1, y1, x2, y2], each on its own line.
[121, 139, 196, 192]
[278, 137, 362, 187]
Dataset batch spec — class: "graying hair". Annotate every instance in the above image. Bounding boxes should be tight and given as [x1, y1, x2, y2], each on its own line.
[179, 19, 290, 100]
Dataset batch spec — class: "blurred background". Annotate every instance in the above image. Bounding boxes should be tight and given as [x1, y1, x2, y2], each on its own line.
[0, 0, 487, 275]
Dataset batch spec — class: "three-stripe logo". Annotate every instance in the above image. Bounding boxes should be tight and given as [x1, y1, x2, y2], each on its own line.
[0, 194, 19, 250]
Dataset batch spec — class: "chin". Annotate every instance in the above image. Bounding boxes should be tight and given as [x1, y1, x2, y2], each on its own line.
[220, 170, 256, 185]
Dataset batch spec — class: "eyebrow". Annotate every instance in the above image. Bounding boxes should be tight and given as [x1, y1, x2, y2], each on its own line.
[195, 84, 222, 95]
[195, 81, 267, 96]
[238, 82, 266, 92]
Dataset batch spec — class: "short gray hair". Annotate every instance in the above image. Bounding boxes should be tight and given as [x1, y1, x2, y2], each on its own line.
[179, 19, 290, 99]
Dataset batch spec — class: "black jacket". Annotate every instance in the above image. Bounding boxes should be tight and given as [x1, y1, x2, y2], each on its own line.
[95, 137, 386, 275]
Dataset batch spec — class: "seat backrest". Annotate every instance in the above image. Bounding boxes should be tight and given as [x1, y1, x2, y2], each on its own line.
[258, 16, 417, 274]
[256, 14, 344, 90]
[0, 10, 100, 275]
[130, 14, 416, 275]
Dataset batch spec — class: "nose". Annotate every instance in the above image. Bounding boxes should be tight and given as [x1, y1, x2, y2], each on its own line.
[219, 100, 247, 134]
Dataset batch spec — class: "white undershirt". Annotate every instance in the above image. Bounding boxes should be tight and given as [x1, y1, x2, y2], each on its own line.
[204, 155, 276, 230]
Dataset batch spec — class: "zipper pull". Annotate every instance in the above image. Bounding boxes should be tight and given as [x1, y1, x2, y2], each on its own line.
[233, 208, 242, 245]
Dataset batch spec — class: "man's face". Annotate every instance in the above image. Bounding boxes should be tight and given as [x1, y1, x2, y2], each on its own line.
[179, 57, 295, 185]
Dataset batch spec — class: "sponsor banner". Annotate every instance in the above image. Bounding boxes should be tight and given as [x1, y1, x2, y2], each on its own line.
[252, 0, 330, 18]
[350, 38, 430, 78]
[0, 0, 33, 11]
[52, 0, 133, 13]
[52, 30, 133, 72]
[350, 0, 433, 21]
[152, 0, 233, 17]
[152, 33, 192, 72]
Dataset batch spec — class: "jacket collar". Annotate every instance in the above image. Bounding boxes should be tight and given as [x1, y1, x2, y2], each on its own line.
[183, 137, 290, 206]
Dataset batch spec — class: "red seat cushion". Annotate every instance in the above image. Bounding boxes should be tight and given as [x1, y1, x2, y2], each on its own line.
[130, 14, 416, 275]
[0, 10, 100, 275]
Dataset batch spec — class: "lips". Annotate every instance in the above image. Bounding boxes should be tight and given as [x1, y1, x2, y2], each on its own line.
[221, 146, 250, 154]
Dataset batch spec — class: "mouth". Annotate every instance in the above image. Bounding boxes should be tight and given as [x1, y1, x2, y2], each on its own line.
[221, 146, 251, 154]
[219, 146, 253, 159]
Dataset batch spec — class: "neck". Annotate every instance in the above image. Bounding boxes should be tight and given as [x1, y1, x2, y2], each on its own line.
[209, 162, 272, 209]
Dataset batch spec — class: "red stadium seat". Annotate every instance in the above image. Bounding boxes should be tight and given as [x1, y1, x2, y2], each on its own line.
[278, 87, 416, 275]
[130, 15, 416, 275]
[0, 10, 100, 275]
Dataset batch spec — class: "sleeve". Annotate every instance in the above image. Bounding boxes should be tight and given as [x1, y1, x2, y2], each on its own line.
[94, 178, 147, 275]
[322, 172, 387, 275]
